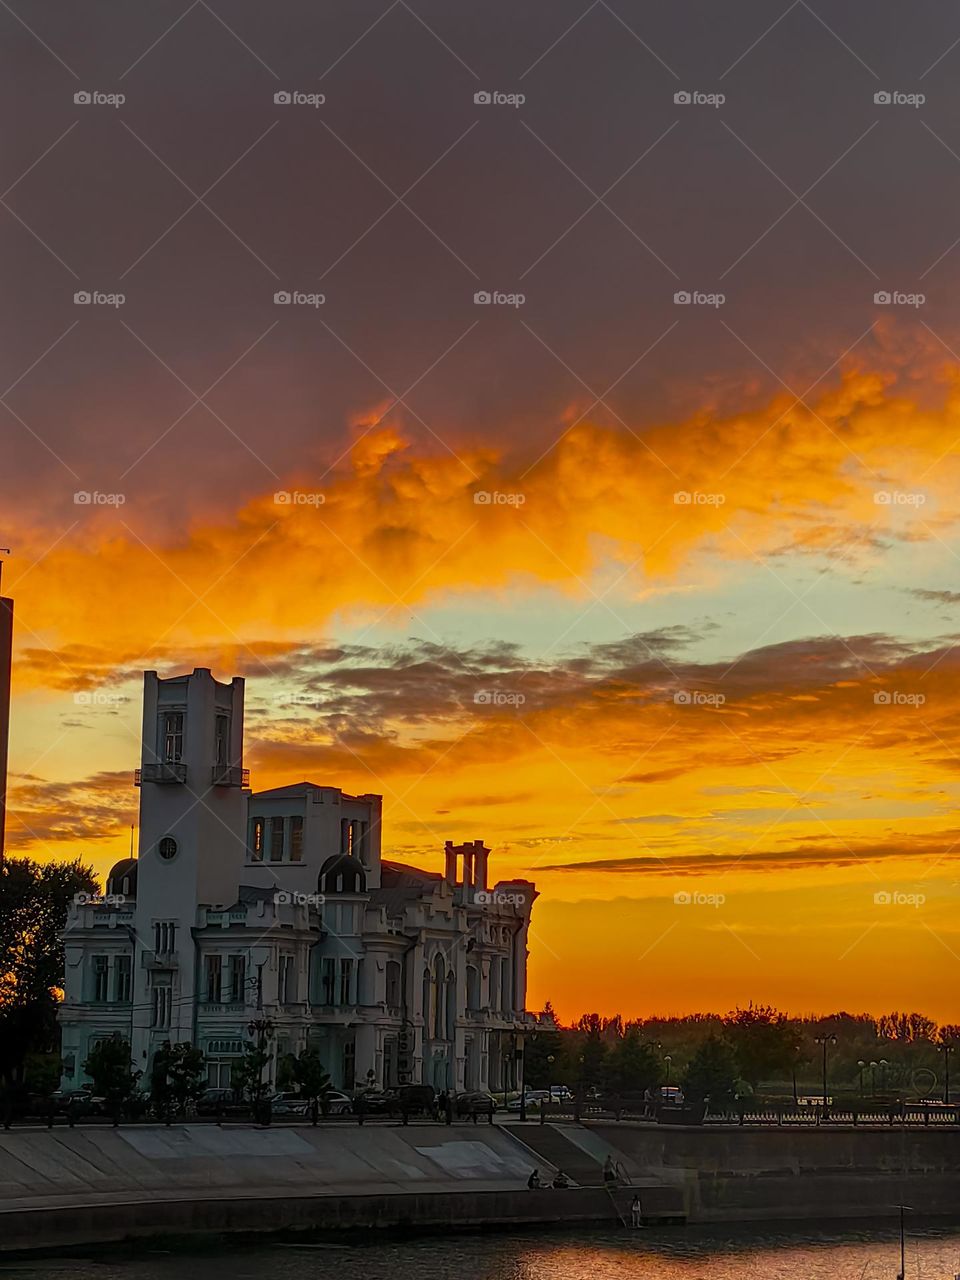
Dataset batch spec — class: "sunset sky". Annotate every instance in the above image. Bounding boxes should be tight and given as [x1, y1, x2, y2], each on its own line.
[4, 0, 960, 1023]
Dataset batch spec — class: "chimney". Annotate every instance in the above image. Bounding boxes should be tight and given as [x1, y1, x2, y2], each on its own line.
[474, 841, 489, 892]
[444, 840, 457, 884]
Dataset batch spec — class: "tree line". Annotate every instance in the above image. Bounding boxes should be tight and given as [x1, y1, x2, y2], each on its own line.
[524, 1002, 960, 1109]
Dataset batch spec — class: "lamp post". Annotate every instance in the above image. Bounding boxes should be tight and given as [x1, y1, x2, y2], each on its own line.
[814, 1034, 836, 1112]
[857, 1060, 866, 1096]
[869, 1059, 878, 1097]
[247, 1017, 275, 1120]
[938, 1042, 955, 1105]
[663, 1055, 672, 1087]
[878, 1058, 889, 1096]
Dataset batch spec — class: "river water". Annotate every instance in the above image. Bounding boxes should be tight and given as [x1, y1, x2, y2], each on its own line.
[5, 1224, 960, 1280]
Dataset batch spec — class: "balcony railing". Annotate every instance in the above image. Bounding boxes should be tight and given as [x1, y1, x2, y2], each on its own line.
[212, 764, 250, 788]
[135, 762, 186, 785]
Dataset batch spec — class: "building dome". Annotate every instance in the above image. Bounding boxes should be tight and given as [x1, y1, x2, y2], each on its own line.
[106, 857, 138, 899]
[318, 852, 366, 895]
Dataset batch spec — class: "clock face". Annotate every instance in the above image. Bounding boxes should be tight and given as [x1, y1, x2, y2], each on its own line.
[158, 836, 178, 861]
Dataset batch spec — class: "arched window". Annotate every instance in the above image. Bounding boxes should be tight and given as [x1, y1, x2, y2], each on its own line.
[432, 954, 446, 1040]
[422, 967, 432, 1040]
[466, 964, 480, 1011]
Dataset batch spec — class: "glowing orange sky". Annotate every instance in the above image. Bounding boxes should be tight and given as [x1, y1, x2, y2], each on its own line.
[6, 353, 960, 1024]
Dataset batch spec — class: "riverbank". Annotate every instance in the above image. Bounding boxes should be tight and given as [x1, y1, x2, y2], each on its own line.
[0, 1120, 956, 1253]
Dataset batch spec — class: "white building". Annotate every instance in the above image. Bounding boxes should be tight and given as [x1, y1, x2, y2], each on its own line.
[60, 668, 538, 1095]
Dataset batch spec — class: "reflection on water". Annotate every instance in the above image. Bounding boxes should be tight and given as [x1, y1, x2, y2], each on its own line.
[4, 1224, 960, 1280]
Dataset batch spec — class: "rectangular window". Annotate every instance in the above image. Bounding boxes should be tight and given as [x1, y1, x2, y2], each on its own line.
[152, 982, 172, 1029]
[321, 957, 335, 1005]
[278, 953, 293, 1004]
[339, 958, 353, 1006]
[161, 711, 184, 762]
[249, 817, 264, 861]
[115, 955, 132, 1003]
[205, 955, 222, 1003]
[155, 921, 176, 954]
[228, 955, 246, 1003]
[93, 955, 109, 1002]
[270, 817, 285, 862]
[215, 714, 230, 766]
[289, 816, 304, 862]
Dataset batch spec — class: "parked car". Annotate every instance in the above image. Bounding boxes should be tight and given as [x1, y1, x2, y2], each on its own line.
[270, 1091, 310, 1117]
[454, 1090, 497, 1117]
[195, 1087, 248, 1117]
[52, 1088, 105, 1117]
[351, 1089, 390, 1115]
[321, 1090, 353, 1116]
[506, 1090, 547, 1112]
[382, 1084, 437, 1117]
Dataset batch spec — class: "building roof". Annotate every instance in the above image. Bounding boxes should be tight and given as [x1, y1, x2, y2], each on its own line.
[249, 780, 373, 802]
[370, 860, 445, 916]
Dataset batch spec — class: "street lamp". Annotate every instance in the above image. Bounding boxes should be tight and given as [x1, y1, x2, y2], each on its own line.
[663, 1054, 672, 1087]
[937, 1041, 955, 1105]
[857, 1060, 866, 1095]
[878, 1058, 889, 1095]
[814, 1034, 837, 1111]
[247, 1017, 275, 1120]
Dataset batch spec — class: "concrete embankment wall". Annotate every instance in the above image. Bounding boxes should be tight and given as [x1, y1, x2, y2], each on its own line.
[585, 1121, 960, 1223]
[1, 1121, 958, 1251]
